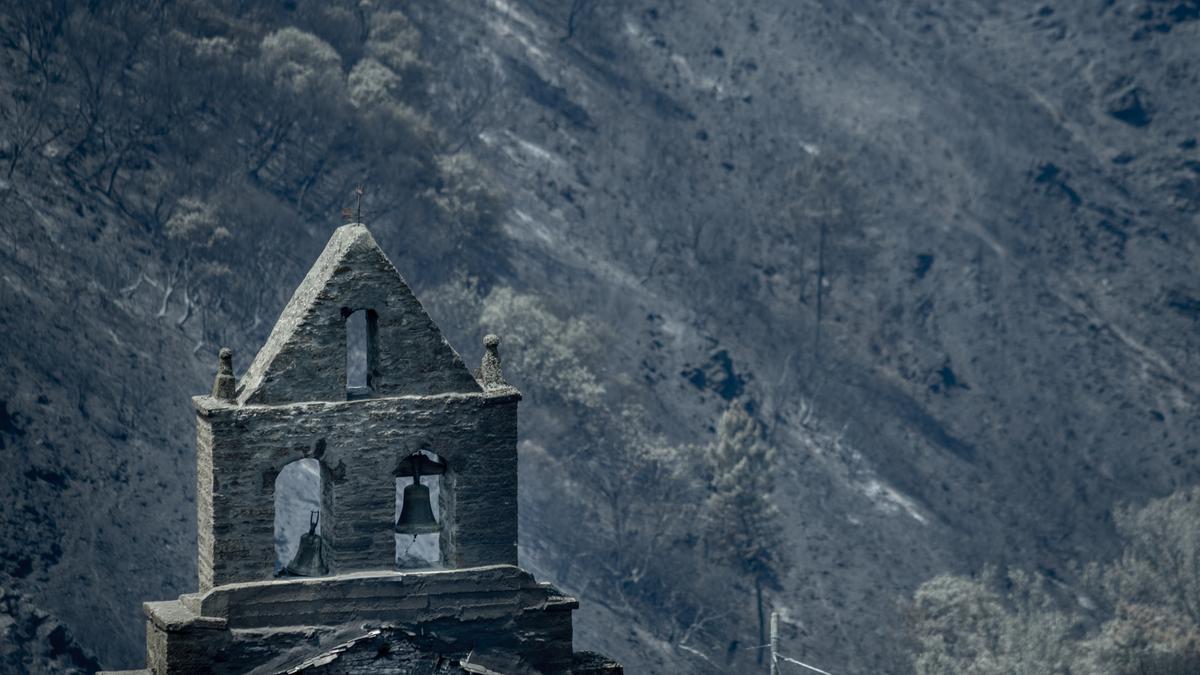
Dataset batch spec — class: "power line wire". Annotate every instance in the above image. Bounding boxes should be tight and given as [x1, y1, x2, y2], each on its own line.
[775, 653, 832, 675]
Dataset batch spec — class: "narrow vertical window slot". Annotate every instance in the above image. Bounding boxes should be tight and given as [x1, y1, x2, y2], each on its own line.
[346, 309, 369, 397]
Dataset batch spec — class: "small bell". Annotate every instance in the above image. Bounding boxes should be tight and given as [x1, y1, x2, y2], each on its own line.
[395, 465, 440, 535]
[284, 511, 330, 577]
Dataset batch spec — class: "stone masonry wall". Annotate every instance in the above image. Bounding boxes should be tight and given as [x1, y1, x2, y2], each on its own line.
[143, 567, 576, 675]
[195, 390, 519, 591]
[235, 224, 481, 405]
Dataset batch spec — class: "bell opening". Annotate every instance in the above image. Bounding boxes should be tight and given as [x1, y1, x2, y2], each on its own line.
[274, 457, 330, 576]
[395, 450, 443, 569]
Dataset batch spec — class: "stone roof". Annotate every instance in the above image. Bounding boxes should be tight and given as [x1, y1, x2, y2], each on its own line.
[279, 627, 464, 674]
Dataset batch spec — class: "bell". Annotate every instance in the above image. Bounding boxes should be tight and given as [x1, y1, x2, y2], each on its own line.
[284, 511, 330, 577]
[395, 470, 439, 535]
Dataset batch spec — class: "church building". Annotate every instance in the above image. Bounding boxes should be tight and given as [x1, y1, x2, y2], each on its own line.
[104, 223, 621, 674]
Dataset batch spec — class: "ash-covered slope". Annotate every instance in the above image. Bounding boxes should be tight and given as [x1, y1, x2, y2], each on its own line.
[1, 0, 1198, 673]
[407, 1, 1200, 671]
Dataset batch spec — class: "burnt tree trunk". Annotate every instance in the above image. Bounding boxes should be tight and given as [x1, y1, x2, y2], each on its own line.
[756, 576, 766, 666]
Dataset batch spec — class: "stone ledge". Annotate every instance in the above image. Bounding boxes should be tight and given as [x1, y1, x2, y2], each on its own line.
[183, 565, 573, 630]
[144, 600, 227, 632]
[481, 386, 522, 403]
[535, 595, 581, 612]
[192, 388, 521, 416]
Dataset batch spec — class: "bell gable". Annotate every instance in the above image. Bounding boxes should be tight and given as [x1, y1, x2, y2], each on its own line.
[236, 223, 480, 404]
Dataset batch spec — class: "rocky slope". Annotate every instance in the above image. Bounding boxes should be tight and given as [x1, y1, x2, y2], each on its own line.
[1, 0, 1198, 673]
[411, 1, 1200, 669]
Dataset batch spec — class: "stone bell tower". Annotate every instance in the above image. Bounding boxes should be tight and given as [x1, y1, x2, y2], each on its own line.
[106, 224, 621, 675]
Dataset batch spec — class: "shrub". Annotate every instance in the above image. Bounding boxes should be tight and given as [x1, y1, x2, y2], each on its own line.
[910, 487, 1200, 674]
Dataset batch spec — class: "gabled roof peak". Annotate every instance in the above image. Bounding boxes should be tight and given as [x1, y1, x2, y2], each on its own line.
[235, 223, 480, 405]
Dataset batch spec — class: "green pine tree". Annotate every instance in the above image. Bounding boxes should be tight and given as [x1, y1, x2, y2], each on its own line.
[704, 401, 787, 667]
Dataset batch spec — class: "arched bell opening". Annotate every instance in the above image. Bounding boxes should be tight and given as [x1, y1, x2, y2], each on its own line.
[343, 307, 379, 400]
[394, 449, 445, 569]
[273, 457, 334, 577]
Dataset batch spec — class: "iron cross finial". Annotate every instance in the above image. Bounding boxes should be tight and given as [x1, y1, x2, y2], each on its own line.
[341, 185, 367, 224]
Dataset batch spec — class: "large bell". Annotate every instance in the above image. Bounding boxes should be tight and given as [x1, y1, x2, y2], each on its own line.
[395, 472, 440, 535]
[284, 511, 330, 577]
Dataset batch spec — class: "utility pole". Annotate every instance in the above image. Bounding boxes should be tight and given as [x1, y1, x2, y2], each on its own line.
[770, 610, 780, 675]
[767, 611, 834, 675]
